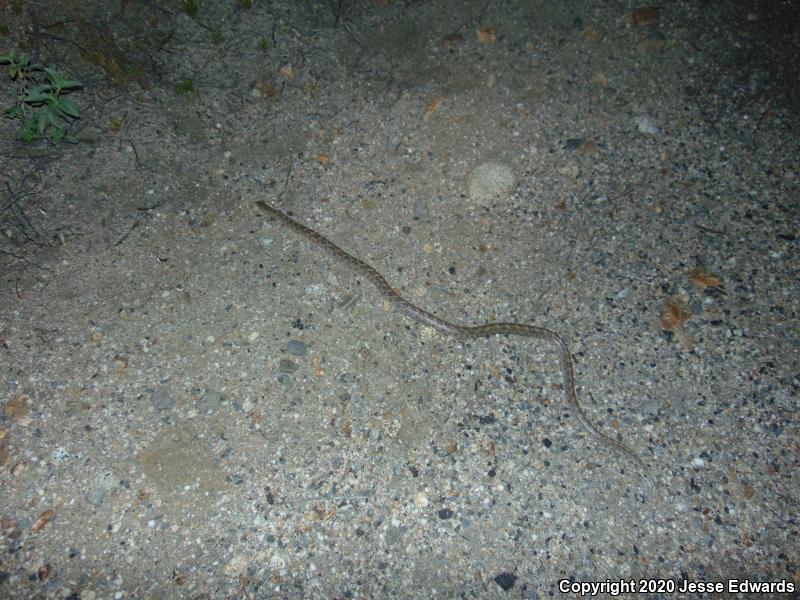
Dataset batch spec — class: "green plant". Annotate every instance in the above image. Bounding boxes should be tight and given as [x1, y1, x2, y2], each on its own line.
[174, 78, 194, 94]
[183, 0, 198, 18]
[0, 50, 82, 145]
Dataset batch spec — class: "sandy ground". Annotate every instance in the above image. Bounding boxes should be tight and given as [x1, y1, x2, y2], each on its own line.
[1, 1, 798, 597]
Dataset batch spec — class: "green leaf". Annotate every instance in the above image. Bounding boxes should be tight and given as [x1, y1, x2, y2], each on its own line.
[4, 105, 23, 119]
[51, 126, 65, 144]
[23, 92, 51, 103]
[45, 107, 63, 128]
[35, 109, 48, 134]
[183, 0, 198, 18]
[60, 79, 82, 90]
[56, 97, 79, 118]
[23, 84, 53, 103]
[45, 66, 63, 84]
[20, 117, 39, 142]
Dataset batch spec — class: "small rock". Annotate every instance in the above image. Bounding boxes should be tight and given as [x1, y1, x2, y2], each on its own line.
[50, 447, 70, 463]
[467, 162, 516, 202]
[287, 340, 307, 356]
[85, 488, 107, 507]
[197, 391, 224, 412]
[413, 200, 428, 220]
[635, 114, 659, 135]
[151, 387, 175, 411]
[279, 359, 298, 373]
[638, 29, 667, 52]
[494, 572, 517, 590]
[556, 162, 580, 178]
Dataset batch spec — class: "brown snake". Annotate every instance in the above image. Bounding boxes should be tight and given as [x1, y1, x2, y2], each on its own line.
[257, 200, 643, 468]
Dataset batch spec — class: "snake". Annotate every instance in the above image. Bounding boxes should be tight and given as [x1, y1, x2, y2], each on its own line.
[256, 200, 643, 468]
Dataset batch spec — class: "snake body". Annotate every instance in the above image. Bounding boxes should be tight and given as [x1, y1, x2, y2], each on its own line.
[256, 200, 642, 468]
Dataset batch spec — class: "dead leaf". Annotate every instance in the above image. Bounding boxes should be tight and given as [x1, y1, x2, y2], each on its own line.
[0, 434, 8, 467]
[424, 96, 444, 116]
[476, 26, 496, 44]
[577, 140, 599, 155]
[443, 32, 464, 49]
[0, 515, 20, 537]
[660, 297, 691, 331]
[113, 355, 128, 376]
[250, 80, 276, 98]
[3, 395, 28, 421]
[279, 64, 294, 80]
[309, 504, 336, 521]
[31, 509, 54, 533]
[316, 154, 331, 164]
[631, 6, 661, 26]
[10, 460, 26, 477]
[582, 25, 604, 42]
[688, 268, 722, 288]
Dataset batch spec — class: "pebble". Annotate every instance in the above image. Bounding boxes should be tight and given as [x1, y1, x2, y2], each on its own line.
[85, 488, 106, 507]
[494, 572, 517, 590]
[635, 114, 659, 135]
[197, 391, 224, 412]
[150, 387, 175, 411]
[278, 359, 298, 373]
[287, 340, 307, 356]
[413, 199, 428, 219]
[467, 162, 516, 202]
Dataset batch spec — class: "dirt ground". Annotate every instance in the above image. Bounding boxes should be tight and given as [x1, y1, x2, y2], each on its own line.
[1, 0, 798, 598]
